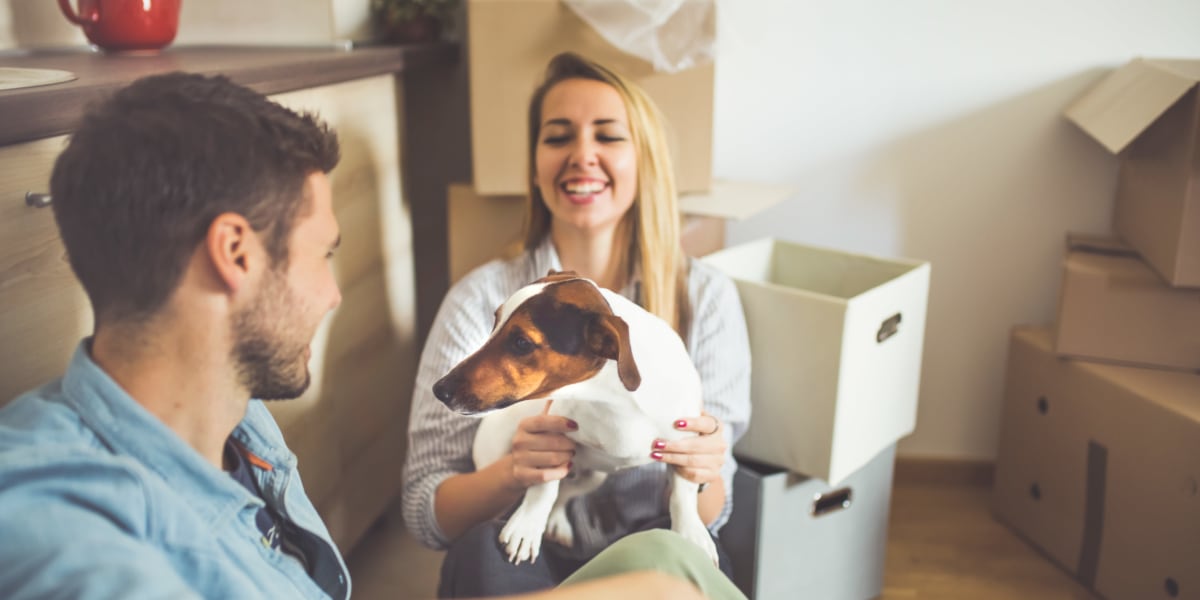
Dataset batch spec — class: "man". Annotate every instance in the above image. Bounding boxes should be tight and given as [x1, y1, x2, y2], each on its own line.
[0, 72, 347, 599]
[0, 72, 737, 600]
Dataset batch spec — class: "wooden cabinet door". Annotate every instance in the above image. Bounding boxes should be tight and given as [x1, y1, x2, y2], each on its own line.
[0, 135, 94, 407]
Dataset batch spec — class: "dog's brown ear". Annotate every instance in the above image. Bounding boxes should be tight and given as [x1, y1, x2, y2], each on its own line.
[587, 314, 641, 391]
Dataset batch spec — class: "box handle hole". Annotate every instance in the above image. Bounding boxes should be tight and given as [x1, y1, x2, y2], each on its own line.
[812, 487, 853, 517]
[876, 312, 902, 343]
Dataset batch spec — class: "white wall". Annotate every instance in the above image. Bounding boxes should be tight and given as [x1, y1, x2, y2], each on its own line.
[713, 0, 1200, 460]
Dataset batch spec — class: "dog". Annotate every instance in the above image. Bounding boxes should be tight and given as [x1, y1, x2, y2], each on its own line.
[432, 270, 718, 566]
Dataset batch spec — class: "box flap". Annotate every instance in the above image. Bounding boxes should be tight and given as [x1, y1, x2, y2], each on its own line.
[1065, 58, 1200, 154]
[678, 180, 795, 220]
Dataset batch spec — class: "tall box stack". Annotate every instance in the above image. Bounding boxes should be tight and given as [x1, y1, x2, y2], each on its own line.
[994, 58, 1200, 600]
[703, 239, 931, 599]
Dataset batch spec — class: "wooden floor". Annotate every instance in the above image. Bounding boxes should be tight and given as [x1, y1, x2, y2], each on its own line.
[347, 478, 1098, 599]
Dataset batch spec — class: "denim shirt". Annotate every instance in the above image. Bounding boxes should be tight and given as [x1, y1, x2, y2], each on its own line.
[0, 343, 351, 599]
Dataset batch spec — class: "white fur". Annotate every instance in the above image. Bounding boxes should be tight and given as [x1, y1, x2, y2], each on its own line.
[471, 280, 717, 565]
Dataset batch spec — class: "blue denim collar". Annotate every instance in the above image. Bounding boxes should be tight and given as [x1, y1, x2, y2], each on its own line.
[60, 341, 267, 525]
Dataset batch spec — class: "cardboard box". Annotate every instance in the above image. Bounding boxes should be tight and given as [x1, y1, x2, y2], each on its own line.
[447, 181, 793, 283]
[701, 239, 930, 485]
[993, 327, 1200, 600]
[1065, 59, 1200, 287]
[723, 445, 895, 600]
[467, 0, 714, 195]
[1054, 234, 1200, 371]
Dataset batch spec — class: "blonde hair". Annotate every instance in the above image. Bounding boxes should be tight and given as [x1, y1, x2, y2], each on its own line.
[523, 52, 691, 336]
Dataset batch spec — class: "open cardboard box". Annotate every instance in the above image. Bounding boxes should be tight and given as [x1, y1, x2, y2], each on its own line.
[702, 238, 930, 485]
[1066, 59, 1200, 288]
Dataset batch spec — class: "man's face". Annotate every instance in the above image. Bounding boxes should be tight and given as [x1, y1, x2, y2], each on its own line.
[232, 172, 341, 400]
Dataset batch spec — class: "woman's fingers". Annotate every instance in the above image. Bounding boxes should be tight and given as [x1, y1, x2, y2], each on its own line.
[510, 411, 577, 488]
[672, 414, 721, 437]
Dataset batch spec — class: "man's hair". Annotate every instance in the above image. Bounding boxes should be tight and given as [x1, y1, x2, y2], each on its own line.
[50, 72, 340, 325]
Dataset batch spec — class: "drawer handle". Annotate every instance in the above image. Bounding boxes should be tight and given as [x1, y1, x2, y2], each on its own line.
[26, 192, 52, 208]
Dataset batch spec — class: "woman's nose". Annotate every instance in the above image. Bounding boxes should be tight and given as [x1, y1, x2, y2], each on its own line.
[568, 136, 598, 167]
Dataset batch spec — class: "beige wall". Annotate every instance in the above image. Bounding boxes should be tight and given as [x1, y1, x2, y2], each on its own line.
[0, 0, 370, 50]
[715, 0, 1200, 461]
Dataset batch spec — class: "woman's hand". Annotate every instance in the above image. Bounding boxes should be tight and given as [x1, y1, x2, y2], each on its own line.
[508, 401, 578, 489]
[649, 411, 727, 487]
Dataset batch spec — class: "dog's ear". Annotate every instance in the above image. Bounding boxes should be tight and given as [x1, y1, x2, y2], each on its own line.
[586, 313, 641, 391]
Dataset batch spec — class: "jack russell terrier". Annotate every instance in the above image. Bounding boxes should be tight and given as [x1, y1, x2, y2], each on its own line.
[432, 271, 718, 566]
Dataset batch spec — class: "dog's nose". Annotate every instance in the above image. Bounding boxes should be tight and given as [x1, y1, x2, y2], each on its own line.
[433, 377, 454, 403]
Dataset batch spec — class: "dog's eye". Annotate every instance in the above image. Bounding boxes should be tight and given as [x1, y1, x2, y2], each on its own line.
[509, 334, 535, 356]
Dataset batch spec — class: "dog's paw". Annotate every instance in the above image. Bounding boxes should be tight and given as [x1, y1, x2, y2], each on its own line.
[675, 521, 720, 567]
[498, 516, 546, 565]
[545, 507, 575, 548]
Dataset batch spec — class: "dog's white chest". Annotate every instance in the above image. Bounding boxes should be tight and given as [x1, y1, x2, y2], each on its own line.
[563, 403, 665, 472]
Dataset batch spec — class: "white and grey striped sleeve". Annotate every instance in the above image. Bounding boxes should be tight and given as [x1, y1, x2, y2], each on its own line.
[687, 260, 753, 533]
[399, 262, 515, 550]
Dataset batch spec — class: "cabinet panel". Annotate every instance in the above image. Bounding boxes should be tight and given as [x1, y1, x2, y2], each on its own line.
[0, 135, 93, 406]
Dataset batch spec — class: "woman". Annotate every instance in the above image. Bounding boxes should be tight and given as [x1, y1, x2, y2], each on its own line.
[402, 52, 751, 597]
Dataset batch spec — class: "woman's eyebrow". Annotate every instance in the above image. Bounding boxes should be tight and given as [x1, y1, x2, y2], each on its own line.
[542, 117, 624, 127]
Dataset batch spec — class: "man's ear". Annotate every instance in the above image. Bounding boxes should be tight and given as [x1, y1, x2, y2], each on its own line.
[206, 212, 258, 294]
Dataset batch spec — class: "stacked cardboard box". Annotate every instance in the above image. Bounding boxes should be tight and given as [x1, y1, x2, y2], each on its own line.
[994, 59, 1200, 600]
[703, 239, 931, 600]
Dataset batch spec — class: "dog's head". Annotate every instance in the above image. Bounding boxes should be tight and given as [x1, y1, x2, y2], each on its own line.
[432, 271, 641, 415]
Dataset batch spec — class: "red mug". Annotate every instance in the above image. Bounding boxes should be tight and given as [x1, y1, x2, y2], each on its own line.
[58, 0, 181, 53]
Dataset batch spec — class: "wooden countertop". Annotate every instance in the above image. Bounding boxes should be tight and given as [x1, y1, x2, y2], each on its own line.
[0, 43, 457, 146]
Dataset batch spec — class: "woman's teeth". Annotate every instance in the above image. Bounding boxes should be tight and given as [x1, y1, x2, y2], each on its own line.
[563, 181, 605, 195]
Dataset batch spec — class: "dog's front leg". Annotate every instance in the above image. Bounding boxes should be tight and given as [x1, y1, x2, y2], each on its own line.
[668, 473, 720, 566]
[499, 480, 559, 565]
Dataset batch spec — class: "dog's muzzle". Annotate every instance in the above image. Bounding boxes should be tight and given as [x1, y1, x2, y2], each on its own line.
[433, 374, 510, 415]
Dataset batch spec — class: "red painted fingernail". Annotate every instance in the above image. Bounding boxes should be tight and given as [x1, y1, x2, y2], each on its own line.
[650, 451, 663, 460]
[653, 440, 667, 450]
[675, 420, 688, 429]
[567, 461, 573, 469]
[566, 419, 578, 430]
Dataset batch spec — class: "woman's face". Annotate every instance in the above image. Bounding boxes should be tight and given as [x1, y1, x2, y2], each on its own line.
[534, 78, 637, 237]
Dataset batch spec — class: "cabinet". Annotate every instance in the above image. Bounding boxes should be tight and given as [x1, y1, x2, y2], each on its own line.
[0, 135, 92, 406]
[0, 73, 419, 554]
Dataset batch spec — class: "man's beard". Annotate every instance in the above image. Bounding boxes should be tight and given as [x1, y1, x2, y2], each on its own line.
[232, 268, 312, 401]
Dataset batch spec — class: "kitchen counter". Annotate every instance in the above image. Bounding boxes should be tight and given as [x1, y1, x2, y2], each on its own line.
[0, 43, 457, 146]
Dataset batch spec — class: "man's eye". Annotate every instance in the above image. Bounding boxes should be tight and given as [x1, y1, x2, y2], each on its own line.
[510, 335, 535, 356]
